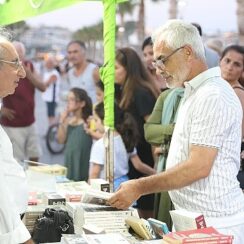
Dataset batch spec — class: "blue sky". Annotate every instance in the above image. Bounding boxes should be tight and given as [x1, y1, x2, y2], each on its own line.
[26, 0, 237, 35]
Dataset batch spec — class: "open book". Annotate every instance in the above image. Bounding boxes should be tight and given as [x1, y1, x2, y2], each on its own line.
[81, 189, 113, 205]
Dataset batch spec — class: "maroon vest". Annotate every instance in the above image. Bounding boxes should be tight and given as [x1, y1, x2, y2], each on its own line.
[1, 61, 35, 127]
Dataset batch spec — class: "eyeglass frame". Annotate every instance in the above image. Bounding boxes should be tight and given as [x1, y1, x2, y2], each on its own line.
[0, 59, 23, 70]
[152, 46, 185, 69]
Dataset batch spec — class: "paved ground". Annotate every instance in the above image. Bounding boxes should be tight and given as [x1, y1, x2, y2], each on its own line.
[34, 90, 65, 165]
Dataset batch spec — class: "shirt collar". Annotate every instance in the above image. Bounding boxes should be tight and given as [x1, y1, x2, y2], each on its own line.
[183, 67, 221, 101]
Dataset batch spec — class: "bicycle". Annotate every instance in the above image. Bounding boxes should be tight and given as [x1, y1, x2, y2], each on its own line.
[46, 122, 65, 154]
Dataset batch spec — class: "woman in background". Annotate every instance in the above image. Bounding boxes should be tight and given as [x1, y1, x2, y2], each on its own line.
[220, 45, 244, 188]
[115, 47, 160, 218]
[142, 37, 167, 91]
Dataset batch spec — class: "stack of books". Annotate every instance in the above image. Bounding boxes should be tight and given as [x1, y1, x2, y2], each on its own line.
[22, 205, 46, 234]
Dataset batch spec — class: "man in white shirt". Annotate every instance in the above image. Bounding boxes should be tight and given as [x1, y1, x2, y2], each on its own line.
[108, 20, 244, 243]
[0, 32, 33, 243]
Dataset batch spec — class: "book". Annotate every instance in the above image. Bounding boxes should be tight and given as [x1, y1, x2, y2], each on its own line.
[125, 216, 156, 240]
[85, 233, 130, 244]
[68, 202, 139, 235]
[61, 234, 89, 244]
[43, 192, 66, 205]
[81, 189, 113, 205]
[163, 227, 233, 244]
[90, 178, 110, 192]
[169, 210, 206, 231]
[147, 218, 170, 238]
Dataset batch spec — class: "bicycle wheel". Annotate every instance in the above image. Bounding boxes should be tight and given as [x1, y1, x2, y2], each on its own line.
[46, 123, 65, 154]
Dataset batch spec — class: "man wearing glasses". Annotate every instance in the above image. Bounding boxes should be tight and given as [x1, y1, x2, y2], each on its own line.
[109, 20, 244, 243]
[1, 41, 46, 163]
[0, 32, 33, 243]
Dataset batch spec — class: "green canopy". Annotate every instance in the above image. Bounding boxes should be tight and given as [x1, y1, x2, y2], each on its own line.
[0, 0, 127, 128]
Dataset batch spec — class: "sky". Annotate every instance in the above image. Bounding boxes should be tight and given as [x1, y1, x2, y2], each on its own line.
[26, 0, 237, 35]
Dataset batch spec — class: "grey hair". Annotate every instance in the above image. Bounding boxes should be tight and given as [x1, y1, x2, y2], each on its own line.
[152, 19, 206, 61]
[0, 28, 12, 65]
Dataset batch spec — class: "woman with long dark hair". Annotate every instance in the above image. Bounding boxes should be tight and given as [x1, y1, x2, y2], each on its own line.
[115, 47, 160, 218]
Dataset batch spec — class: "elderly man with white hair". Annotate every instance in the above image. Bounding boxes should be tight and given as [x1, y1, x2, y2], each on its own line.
[108, 20, 244, 243]
[0, 31, 33, 243]
[1, 41, 46, 163]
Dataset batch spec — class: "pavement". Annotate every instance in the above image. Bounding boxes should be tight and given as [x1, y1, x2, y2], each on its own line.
[34, 89, 65, 165]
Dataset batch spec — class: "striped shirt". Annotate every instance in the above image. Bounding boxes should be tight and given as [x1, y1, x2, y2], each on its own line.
[166, 67, 244, 218]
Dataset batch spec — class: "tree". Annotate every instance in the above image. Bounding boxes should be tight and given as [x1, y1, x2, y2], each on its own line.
[73, 21, 103, 61]
[237, 0, 244, 44]
[5, 21, 29, 40]
[117, 1, 136, 46]
[137, 0, 145, 44]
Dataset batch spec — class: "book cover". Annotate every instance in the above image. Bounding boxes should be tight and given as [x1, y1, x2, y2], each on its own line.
[147, 218, 170, 238]
[163, 227, 233, 244]
[169, 210, 206, 232]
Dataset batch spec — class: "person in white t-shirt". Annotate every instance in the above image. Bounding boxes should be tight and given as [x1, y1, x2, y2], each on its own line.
[66, 40, 100, 104]
[89, 102, 156, 190]
[42, 55, 61, 125]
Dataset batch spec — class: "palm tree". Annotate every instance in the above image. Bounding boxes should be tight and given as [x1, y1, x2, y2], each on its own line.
[117, 1, 136, 46]
[137, 0, 145, 43]
[73, 21, 103, 60]
[236, 0, 244, 44]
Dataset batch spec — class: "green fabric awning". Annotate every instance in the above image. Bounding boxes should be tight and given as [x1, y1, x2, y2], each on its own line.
[0, 0, 127, 128]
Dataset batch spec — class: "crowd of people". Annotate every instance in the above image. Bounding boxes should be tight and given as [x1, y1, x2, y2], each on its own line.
[1, 19, 244, 243]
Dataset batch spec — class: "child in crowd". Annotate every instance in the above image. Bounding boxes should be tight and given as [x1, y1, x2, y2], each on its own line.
[89, 102, 156, 190]
[95, 80, 104, 104]
[85, 80, 105, 140]
[57, 88, 93, 181]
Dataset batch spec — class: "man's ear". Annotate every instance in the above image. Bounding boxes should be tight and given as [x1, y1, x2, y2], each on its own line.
[183, 45, 194, 60]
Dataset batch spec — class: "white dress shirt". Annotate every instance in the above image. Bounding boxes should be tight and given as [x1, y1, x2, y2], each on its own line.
[166, 68, 244, 219]
[0, 106, 30, 243]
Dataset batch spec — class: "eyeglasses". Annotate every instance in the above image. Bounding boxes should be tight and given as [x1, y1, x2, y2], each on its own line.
[152, 46, 185, 69]
[0, 59, 23, 70]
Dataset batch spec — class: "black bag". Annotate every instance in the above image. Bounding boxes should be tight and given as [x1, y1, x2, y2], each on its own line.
[32, 208, 74, 243]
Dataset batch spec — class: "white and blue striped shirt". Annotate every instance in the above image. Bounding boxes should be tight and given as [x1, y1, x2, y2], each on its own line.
[166, 67, 244, 218]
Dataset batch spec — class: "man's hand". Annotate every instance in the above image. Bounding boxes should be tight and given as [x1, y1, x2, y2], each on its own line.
[108, 180, 141, 210]
[0, 107, 16, 120]
[23, 62, 33, 80]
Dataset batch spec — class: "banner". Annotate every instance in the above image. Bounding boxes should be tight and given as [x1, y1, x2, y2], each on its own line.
[0, 0, 126, 26]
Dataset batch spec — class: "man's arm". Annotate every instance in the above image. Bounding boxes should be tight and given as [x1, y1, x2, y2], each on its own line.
[92, 66, 100, 82]
[108, 145, 217, 209]
[24, 62, 46, 92]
